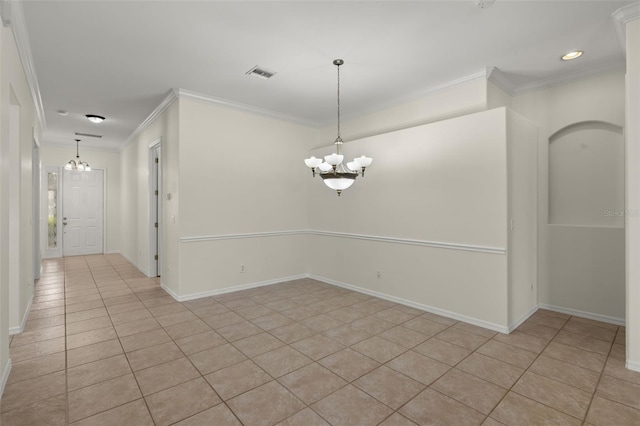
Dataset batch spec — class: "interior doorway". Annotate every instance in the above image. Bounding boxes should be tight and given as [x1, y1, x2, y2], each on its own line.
[62, 169, 104, 256]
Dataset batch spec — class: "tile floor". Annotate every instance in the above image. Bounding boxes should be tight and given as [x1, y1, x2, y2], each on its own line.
[1, 254, 640, 425]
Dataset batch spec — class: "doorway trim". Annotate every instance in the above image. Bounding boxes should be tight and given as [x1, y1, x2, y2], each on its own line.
[149, 138, 162, 277]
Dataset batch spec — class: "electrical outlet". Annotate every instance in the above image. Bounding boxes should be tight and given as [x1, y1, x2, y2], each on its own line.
[377, 270, 381, 279]
[240, 265, 246, 273]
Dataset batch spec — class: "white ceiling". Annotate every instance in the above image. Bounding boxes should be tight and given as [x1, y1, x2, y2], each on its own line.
[19, 0, 634, 151]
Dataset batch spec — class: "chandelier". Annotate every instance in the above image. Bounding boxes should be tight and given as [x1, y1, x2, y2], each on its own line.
[304, 59, 372, 196]
[64, 139, 91, 171]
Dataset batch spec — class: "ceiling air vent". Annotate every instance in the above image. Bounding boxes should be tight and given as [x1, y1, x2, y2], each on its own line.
[246, 65, 276, 79]
[75, 132, 103, 138]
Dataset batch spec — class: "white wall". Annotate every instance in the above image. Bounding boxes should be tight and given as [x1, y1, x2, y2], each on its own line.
[309, 108, 513, 330]
[512, 71, 626, 322]
[177, 97, 315, 297]
[625, 17, 640, 371]
[39, 145, 121, 254]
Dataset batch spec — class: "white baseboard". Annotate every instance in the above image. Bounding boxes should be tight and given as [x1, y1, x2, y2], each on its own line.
[626, 359, 640, 372]
[538, 304, 625, 326]
[309, 274, 510, 334]
[508, 305, 539, 333]
[105, 250, 121, 255]
[0, 358, 12, 399]
[9, 294, 33, 335]
[162, 274, 309, 302]
[119, 252, 152, 277]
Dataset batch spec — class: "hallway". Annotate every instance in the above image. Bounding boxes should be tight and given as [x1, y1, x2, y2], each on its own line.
[1, 255, 639, 425]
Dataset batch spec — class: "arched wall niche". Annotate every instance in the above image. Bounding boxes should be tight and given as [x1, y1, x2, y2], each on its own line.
[549, 120, 624, 227]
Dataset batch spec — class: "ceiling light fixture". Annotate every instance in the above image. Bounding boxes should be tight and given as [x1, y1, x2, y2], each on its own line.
[64, 139, 91, 171]
[561, 50, 583, 61]
[304, 59, 372, 196]
[85, 114, 105, 123]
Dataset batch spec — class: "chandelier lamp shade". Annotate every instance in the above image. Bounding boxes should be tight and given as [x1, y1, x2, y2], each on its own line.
[304, 59, 372, 196]
[64, 139, 91, 171]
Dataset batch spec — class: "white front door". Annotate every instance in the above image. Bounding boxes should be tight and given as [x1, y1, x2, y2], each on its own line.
[63, 169, 104, 256]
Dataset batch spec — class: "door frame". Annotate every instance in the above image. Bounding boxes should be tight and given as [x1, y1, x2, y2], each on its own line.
[148, 138, 162, 277]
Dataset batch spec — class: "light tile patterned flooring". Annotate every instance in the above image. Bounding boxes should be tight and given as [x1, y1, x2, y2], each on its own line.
[1, 254, 640, 425]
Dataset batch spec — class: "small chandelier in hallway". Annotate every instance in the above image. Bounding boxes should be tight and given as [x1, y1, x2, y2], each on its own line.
[304, 59, 372, 196]
[64, 139, 91, 171]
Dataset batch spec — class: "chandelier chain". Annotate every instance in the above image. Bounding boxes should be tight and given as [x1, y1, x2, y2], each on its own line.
[336, 62, 341, 139]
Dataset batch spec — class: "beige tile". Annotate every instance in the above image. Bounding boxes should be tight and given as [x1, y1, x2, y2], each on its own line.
[252, 313, 295, 330]
[586, 395, 640, 426]
[270, 322, 316, 344]
[553, 330, 612, 355]
[0, 370, 66, 413]
[155, 310, 198, 327]
[596, 374, 640, 410]
[67, 354, 132, 391]
[514, 320, 559, 340]
[354, 365, 425, 409]
[413, 337, 472, 366]
[453, 322, 498, 338]
[10, 325, 65, 347]
[253, 346, 312, 377]
[233, 332, 286, 358]
[66, 307, 108, 323]
[374, 308, 417, 324]
[280, 305, 320, 321]
[319, 347, 380, 381]
[512, 371, 591, 419]
[303, 314, 345, 332]
[527, 310, 569, 329]
[67, 339, 124, 368]
[563, 318, 617, 342]
[147, 302, 189, 317]
[387, 350, 451, 386]
[114, 317, 161, 337]
[491, 392, 581, 426]
[9, 337, 65, 363]
[68, 374, 142, 423]
[145, 378, 222, 426]
[173, 404, 242, 426]
[323, 324, 371, 345]
[66, 326, 117, 350]
[0, 394, 66, 426]
[603, 357, 640, 385]
[205, 359, 272, 400]
[164, 318, 212, 340]
[119, 328, 172, 353]
[66, 301, 107, 315]
[400, 388, 485, 425]
[291, 334, 345, 360]
[126, 341, 184, 371]
[433, 368, 506, 415]
[276, 407, 330, 426]
[66, 315, 113, 335]
[135, 357, 201, 395]
[227, 380, 305, 425]
[312, 384, 393, 426]
[279, 363, 348, 404]
[175, 330, 227, 355]
[189, 343, 247, 375]
[457, 353, 525, 388]
[70, 399, 154, 426]
[476, 339, 538, 369]
[378, 413, 419, 426]
[189, 303, 231, 318]
[216, 320, 264, 342]
[109, 308, 154, 325]
[529, 355, 600, 392]
[106, 300, 146, 314]
[350, 315, 396, 334]
[204, 311, 246, 328]
[352, 336, 407, 363]
[496, 328, 554, 352]
[541, 341, 607, 372]
[435, 328, 490, 351]
[380, 326, 429, 348]
[6, 351, 66, 385]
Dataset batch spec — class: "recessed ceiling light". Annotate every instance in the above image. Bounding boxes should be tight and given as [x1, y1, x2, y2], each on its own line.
[57, 110, 69, 116]
[246, 65, 276, 79]
[562, 51, 583, 61]
[85, 114, 105, 123]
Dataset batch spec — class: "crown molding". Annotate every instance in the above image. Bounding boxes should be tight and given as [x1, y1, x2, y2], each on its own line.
[486, 67, 516, 96]
[122, 89, 178, 152]
[612, 2, 640, 53]
[176, 88, 318, 128]
[513, 61, 625, 95]
[2, 0, 46, 131]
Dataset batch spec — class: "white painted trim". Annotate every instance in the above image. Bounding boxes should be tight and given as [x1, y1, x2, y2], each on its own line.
[612, 3, 640, 52]
[119, 251, 151, 278]
[626, 359, 640, 373]
[508, 305, 539, 333]
[487, 67, 516, 96]
[309, 274, 510, 334]
[122, 90, 178, 151]
[105, 250, 121, 255]
[177, 89, 318, 128]
[514, 63, 625, 95]
[9, 294, 32, 335]
[4, 1, 46, 131]
[148, 139, 161, 278]
[162, 274, 308, 302]
[538, 303, 625, 326]
[180, 229, 506, 255]
[0, 359, 12, 399]
[180, 230, 306, 243]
